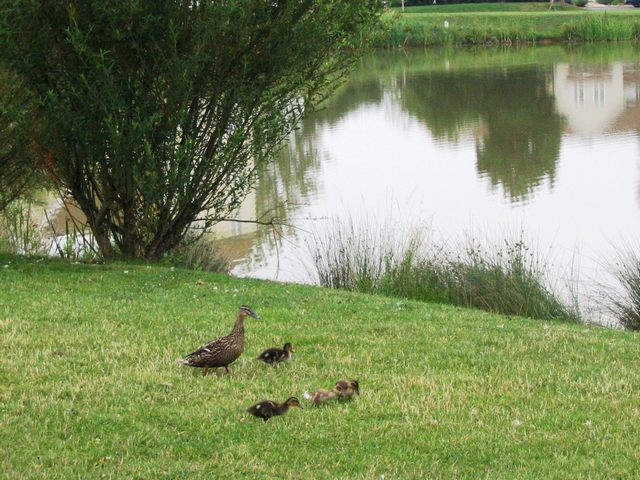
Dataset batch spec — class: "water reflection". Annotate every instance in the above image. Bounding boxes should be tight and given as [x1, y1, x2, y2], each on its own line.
[213, 45, 640, 305]
[401, 67, 564, 202]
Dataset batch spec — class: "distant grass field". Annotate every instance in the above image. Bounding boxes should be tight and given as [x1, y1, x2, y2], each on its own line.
[396, 2, 578, 13]
[1, 254, 639, 478]
[379, 5, 640, 46]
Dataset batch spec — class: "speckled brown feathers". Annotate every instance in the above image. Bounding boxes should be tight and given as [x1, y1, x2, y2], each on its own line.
[180, 305, 259, 375]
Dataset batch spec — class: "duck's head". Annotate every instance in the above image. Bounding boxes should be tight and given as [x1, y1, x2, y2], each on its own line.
[283, 342, 294, 353]
[285, 397, 302, 409]
[334, 379, 360, 396]
[349, 380, 360, 395]
[238, 305, 260, 320]
[333, 381, 346, 396]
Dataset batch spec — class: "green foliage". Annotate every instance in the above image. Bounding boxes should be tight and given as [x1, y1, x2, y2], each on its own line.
[1, 255, 638, 477]
[0, 65, 41, 212]
[0, 1, 381, 260]
[164, 233, 230, 273]
[573, 0, 589, 7]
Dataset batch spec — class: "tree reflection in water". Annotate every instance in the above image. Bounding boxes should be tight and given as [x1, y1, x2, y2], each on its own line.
[400, 67, 564, 203]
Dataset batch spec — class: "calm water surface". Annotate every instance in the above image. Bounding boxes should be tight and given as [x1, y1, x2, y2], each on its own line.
[213, 44, 640, 319]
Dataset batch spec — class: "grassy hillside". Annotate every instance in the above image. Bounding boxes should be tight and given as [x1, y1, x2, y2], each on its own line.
[380, 6, 640, 46]
[396, 2, 579, 13]
[1, 254, 639, 478]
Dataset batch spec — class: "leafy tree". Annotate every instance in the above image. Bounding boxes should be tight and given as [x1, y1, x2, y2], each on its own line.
[0, 65, 40, 212]
[0, 1, 381, 259]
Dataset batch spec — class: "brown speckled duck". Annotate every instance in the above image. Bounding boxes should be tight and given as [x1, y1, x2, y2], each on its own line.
[246, 397, 302, 421]
[256, 342, 293, 364]
[180, 305, 259, 376]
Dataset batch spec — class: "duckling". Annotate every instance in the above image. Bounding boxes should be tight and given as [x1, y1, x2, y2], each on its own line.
[303, 388, 337, 405]
[246, 397, 302, 421]
[334, 379, 360, 399]
[256, 342, 293, 365]
[180, 305, 259, 376]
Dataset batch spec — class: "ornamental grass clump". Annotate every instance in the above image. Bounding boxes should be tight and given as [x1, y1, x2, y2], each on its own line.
[606, 245, 640, 330]
[309, 220, 578, 322]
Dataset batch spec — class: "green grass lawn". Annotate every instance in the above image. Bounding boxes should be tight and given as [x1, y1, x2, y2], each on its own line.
[380, 5, 640, 46]
[396, 2, 578, 13]
[1, 254, 639, 478]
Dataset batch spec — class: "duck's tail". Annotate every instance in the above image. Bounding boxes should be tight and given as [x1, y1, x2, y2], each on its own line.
[177, 357, 191, 365]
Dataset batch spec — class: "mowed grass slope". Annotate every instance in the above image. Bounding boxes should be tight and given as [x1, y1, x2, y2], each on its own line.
[381, 5, 640, 46]
[396, 2, 578, 13]
[1, 254, 639, 478]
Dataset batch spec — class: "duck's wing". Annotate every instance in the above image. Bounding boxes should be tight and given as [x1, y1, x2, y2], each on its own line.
[247, 401, 277, 419]
[184, 336, 226, 358]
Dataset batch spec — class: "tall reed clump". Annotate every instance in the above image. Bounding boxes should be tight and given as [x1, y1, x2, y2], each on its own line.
[308, 220, 579, 323]
[606, 245, 640, 330]
[386, 22, 538, 48]
[307, 217, 416, 293]
[563, 16, 634, 42]
[0, 199, 45, 255]
[441, 239, 577, 321]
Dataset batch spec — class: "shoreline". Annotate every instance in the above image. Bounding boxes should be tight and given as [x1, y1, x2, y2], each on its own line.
[376, 7, 640, 47]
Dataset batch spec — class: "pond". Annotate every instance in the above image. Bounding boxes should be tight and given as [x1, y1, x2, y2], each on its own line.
[211, 43, 640, 321]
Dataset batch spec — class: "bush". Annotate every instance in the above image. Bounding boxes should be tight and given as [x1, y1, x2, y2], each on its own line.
[573, 0, 589, 6]
[165, 234, 230, 273]
[0, 1, 382, 260]
[596, 0, 613, 4]
[0, 65, 41, 212]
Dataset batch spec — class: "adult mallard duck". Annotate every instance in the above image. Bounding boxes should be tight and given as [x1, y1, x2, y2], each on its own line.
[256, 342, 293, 364]
[246, 397, 302, 421]
[334, 379, 360, 399]
[180, 305, 259, 376]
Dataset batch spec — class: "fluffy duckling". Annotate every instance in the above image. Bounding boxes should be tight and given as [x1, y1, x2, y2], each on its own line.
[334, 379, 360, 399]
[303, 389, 337, 405]
[256, 342, 293, 365]
[246, 397, 302, 421]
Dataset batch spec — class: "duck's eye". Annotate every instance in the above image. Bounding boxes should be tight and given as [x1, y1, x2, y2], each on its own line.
[336, 386, 342, 391]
